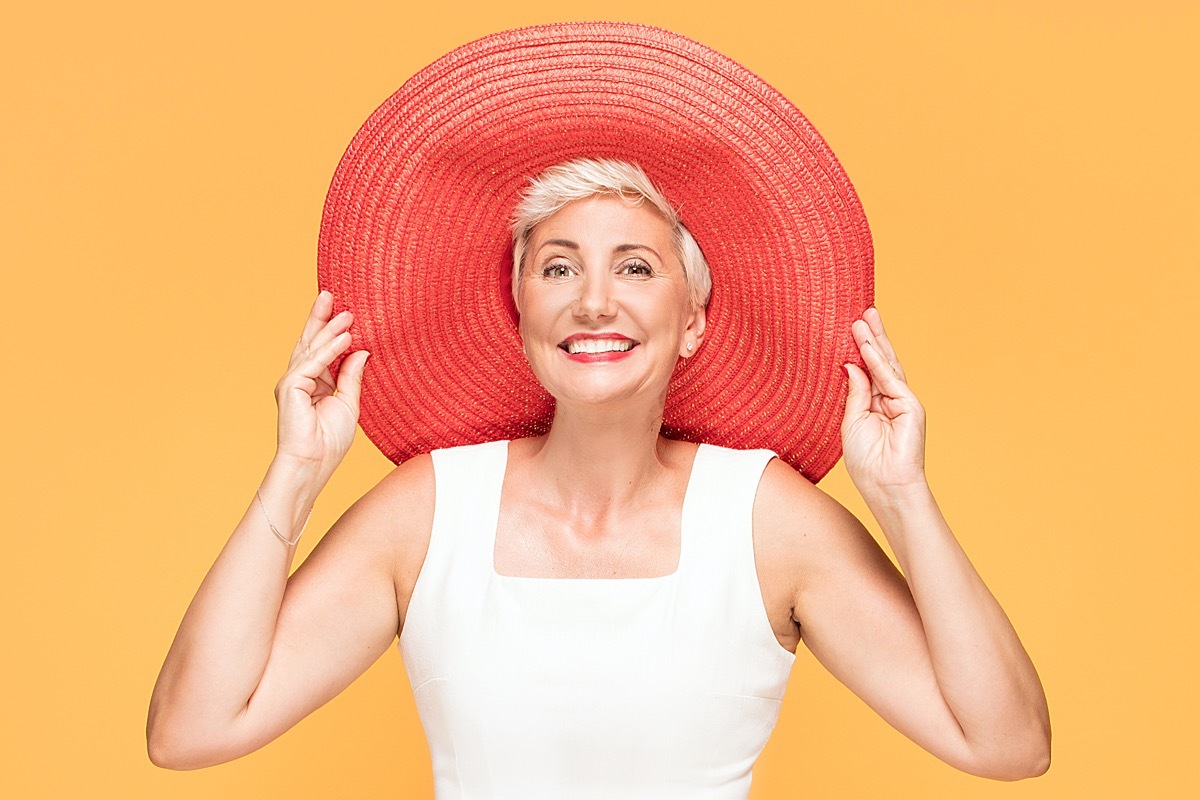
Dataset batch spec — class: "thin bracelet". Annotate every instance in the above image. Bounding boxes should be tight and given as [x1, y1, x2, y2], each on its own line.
[255, 485, 314, 547]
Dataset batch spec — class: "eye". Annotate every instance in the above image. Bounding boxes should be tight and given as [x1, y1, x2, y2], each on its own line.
[541, 262, 574, 279]
[619, 259, 653, 276]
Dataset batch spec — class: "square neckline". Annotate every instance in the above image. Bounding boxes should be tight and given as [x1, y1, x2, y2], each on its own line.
[489, 440, 707, 583]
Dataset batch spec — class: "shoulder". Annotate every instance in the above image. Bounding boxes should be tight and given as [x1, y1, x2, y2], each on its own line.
[752, 459, 878, 599]
[754, 458, 853, 532]
[374, 441, 510, 589]
[371, 450, 436, 509]
[375, 439, 504, 502]
[336, 452, 435, 599]
[375, 450, 437, 534]
[309, 452, 435, 556]
[322, 453, 435, 631]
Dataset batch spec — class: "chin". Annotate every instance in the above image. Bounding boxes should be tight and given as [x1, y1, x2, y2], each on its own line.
[548, 374, 673, 412]
[528, 351, 677, 411]
[551, 384, 642, 408]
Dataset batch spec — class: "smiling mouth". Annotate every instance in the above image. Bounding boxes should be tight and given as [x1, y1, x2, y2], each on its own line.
[560, 339, 636, 355]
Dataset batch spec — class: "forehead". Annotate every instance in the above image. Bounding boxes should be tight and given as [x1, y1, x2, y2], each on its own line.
[530, 195, 676, 252]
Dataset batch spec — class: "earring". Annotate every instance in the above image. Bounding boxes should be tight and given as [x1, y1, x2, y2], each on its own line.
[686, 342, 694, 351]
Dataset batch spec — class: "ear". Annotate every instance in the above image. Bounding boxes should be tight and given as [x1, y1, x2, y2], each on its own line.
[679, 302, 707, 358]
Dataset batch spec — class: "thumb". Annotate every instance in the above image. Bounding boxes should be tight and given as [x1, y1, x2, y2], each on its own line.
[334, 350, 370, 413]
[842, 363, 871, 424]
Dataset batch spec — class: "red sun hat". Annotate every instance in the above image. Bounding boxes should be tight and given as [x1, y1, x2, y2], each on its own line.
[317, 21, 873, 482]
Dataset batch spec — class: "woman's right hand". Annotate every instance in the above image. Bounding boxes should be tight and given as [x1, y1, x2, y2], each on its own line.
[273, 290, 370, 483]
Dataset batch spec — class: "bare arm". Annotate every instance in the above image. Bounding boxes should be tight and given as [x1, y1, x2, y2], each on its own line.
[147, 292, 430, 769]
[758, 308, 1049, 780]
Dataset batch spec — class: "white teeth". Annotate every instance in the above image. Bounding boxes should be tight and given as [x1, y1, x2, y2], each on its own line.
[565, 339, 634, 355]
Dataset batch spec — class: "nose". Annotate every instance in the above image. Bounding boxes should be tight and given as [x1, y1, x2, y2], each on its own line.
[573, 269, 617, 320]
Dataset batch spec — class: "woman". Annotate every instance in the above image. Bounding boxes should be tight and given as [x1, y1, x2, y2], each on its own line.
[148, 23, 1049, 795]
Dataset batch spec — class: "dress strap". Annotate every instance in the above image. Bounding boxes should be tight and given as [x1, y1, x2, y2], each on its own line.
[678, 445, 794, 676]
[684, 445, 777, 561]
[426, 440, 509, 577]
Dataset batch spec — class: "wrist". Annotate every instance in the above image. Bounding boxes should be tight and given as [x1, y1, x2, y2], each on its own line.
[857, 475, 934, 518]
[269, 451, 327, 486]
[262, 456, 326, 519]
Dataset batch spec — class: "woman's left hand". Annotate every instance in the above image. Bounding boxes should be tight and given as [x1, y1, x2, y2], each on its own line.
[841, 307, 928, 496]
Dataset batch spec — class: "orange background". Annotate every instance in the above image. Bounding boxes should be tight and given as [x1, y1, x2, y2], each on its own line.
[3, 1, 1197, 797]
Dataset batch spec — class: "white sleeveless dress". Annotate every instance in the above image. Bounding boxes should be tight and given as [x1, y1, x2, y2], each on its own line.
[398, 440, 795, 799]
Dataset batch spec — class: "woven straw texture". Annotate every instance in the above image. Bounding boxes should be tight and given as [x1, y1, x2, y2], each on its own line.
[317, 22, 873, 481]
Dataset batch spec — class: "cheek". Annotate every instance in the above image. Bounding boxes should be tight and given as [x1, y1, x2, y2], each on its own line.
[516, 265, 534, 306]
[517, 282, 568, 327]
[633, 288, 689, 328]
[516, 312, 535, 357]
[515, 292, 553, 356]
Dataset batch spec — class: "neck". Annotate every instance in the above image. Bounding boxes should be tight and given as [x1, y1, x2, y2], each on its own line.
[529, 397, 670, 518]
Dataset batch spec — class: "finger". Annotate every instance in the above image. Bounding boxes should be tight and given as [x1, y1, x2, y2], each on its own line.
[333, 350, 370, 412]
[842, 362, 872, 423]
[294, 330, 353, 381]
[291, 310, 354, 368]
[313, 364, 337, 398]
[863, 308, 908, 381]
[853, 317, 906, 384]
[310, 310, 355, 354]
[277, 332, 344, 396]
[858, 333, 912, 400]
[293, 291, 335, 354]
[855, 313, 894, 363]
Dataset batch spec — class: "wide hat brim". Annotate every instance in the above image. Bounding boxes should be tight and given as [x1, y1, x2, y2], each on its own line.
[317, 21, 873, 481]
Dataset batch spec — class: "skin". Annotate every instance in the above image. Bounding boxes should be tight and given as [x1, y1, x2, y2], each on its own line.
[147, 195, 1050, 780]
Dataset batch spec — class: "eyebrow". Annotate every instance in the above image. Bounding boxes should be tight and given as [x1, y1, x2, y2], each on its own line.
[536, 239, 664, 260]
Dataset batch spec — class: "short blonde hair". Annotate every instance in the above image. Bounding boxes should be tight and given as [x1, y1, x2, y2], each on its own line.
[509, 158, 712, 310]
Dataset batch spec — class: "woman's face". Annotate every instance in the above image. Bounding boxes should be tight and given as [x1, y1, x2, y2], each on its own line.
[517, 194, 705, 410]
